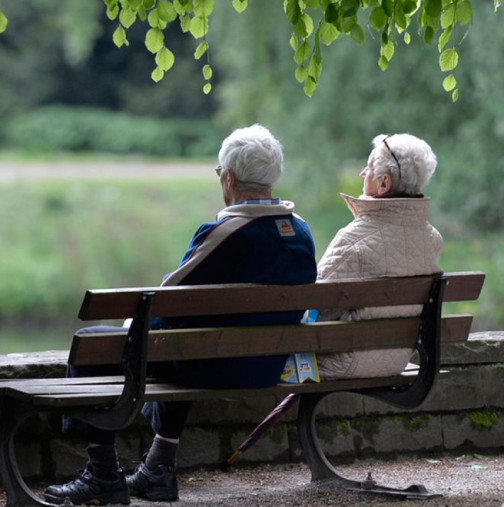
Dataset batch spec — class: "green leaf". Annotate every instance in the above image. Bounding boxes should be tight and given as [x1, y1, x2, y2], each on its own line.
[402, 1, 418, 14]
[194, 40, 209, 59]
[382, 0, 394, 16]
[442, 73, 457, 92]
[351, 24, 365, 44]
[119, 7, 136, 28]
[438, 26, 452, 52]
[319, 21, 339, 45]
[381, 39, 394, 60]
[190, 16, 208, 38]
[294, 41, 310, 64]
[145, 27, 165, 53]
[285, 0, 302, 25]
[424, 25, 434, 44]
[232, 0, 248, 13]
[439, 47, 459, 71]
[295, 65, 308, 83]
[404, 31, 411, 44]
[289, 34, 298, 51]
[324, 3, 339, 24]
[425, 0, 441, 17]
[203, 82, 212, 94]
[302, 13, 315, 36]
[148, 9, 160, 28]
[308, 55, 322, 80]
[456, 0, 472, 26]
[369, 7, 387, 30]
[452, 88, 459, 102]
[0, 11, 8, 33]
[395, 7, 408, 32]
[107, 3, 120, 20]
[440, 4, 455, 29]
[202, 63, 213, 80]
[179, 15, 191, 32]
[112, 25, 128, 47]
[158, 1, 177, 22]
[155, 46, 175, 71]
[378, 55, 389, 71]
[194, 0, 215, 17]
[303, 76, 317, 97]
[151, 66, 164, 82]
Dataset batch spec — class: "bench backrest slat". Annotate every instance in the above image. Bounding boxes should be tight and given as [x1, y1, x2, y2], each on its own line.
[69, 314, 472, 366]
[78, 271, 485, 321]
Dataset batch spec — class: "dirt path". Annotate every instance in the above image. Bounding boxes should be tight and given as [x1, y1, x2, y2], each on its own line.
[0, 159, 215, 180]
[4, 456, 504, 506]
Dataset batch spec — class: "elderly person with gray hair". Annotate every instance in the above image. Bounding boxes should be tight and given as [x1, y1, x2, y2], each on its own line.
[315, 133, 443, 379]
[44, 124, 317, 506]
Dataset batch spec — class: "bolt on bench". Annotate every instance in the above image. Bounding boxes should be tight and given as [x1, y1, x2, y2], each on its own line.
[0, 271, 485, 506]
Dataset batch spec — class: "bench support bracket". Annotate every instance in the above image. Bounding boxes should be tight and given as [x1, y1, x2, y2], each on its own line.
[297, 392, 440, 499]
[0, 400, 53, 506]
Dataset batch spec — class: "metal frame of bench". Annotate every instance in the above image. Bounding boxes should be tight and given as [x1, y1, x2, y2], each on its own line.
[0, 272, 485, 506]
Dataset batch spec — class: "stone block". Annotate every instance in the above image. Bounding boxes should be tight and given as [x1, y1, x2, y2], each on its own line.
[419, 366, 486, 412]
[228, 424, 289, 463]
[187, 396, 279, 426]
[352, 413, 443, 456]
[442, 410, 504, 451]
[50, 438, 88, 479]
[177, 426, 222, 468]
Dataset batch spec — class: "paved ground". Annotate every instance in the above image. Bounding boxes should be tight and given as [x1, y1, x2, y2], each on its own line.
[4, 453, 504, 506]
[0, 159, 215, 181]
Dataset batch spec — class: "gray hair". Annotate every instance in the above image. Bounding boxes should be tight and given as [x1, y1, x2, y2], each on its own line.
[218, 124, 283, 193]
[371, 133, 437, 196]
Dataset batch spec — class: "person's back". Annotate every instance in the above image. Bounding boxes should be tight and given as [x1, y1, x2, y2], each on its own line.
[44, 124, 317, 506]
[316, 134, 442, 379]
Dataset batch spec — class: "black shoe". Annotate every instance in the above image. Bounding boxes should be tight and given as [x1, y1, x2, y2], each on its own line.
[126, 461, 179, 501]
[44, 464, 130, 505]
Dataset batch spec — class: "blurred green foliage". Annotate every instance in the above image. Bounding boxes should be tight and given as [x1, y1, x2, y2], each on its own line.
[5, 106, 221, 157]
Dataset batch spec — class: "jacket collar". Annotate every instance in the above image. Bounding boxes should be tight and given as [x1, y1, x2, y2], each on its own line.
[341, 193, 432, 225]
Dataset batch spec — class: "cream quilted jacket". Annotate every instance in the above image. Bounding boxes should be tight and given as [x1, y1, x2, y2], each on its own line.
[317, 193, 443, 379]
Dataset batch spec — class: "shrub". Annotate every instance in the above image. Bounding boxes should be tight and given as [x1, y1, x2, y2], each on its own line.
[3, 106, 222, 157]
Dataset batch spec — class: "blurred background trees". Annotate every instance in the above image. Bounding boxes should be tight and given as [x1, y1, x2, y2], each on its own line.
[0, 0, 503, 349]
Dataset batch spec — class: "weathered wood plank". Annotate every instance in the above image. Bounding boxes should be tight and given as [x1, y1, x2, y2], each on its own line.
[68, 315, 472, 366]
[3, 375, 416, 407]
[78, 272, 485, 321]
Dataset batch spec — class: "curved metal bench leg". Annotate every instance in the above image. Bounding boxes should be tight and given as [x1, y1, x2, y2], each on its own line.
[297, 392, 440, 500]
[0, 400, 53, 506]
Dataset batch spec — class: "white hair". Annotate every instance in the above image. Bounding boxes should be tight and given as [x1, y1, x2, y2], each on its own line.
[371, 133, 437, 196]
[218, 124, 283, 193]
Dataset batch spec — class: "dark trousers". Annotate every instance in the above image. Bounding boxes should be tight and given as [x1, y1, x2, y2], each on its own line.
[64, 326, 287, 445]
[63, 326, 191, 445]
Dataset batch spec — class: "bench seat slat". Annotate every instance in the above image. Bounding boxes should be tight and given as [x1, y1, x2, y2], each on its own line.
[78, 272, 485, 321]
[2, 375, 417, 407]
[69, 314, 472, 366]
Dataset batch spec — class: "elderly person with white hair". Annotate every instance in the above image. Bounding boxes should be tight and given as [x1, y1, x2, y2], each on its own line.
[45, 124, 317, 505]
[315, 133, 443, 379]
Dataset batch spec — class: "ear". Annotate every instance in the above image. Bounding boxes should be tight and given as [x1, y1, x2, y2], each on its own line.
[226, 169, 238, 189]
[376, 174, 392, 195]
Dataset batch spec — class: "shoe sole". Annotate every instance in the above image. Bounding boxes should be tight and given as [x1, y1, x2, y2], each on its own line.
[44, 493, 130, 505]
[129, 487, 178, 502]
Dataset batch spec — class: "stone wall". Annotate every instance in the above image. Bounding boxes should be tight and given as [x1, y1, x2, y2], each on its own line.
[2, 331, 504, 481]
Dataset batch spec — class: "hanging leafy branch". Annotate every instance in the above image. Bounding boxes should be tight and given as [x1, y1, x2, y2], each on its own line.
[0, 0, 502, 100]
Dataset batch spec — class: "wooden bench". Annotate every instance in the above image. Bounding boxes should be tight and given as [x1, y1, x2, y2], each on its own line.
[0, 271, 485, 506]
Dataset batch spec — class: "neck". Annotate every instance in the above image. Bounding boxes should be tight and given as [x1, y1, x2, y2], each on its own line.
[229, 191, 273, 205]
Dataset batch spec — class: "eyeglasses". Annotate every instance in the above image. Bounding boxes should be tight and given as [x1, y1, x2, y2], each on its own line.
[383, 136, 402, 181]
[383, 135, 401, 179]
[215, 165, 222, 177]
